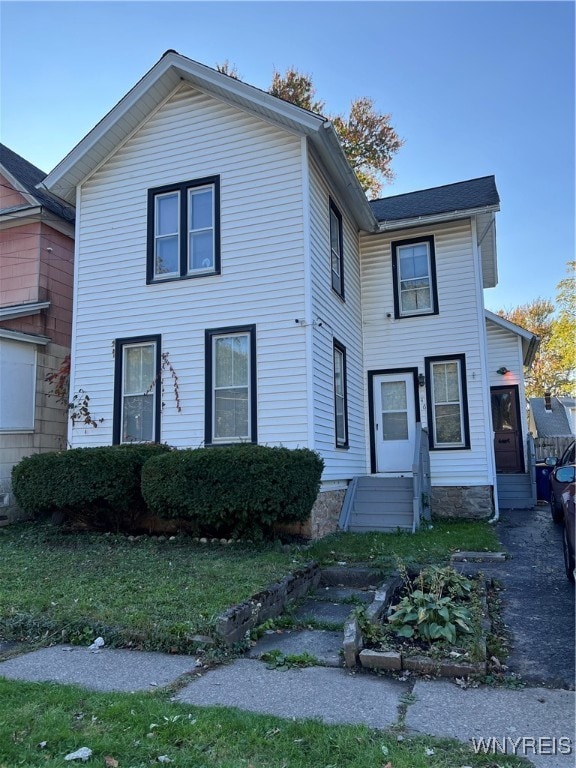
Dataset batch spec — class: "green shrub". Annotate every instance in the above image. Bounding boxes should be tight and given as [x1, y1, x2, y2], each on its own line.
[12, 444, 171, 529]
[141, 444, 324, 539]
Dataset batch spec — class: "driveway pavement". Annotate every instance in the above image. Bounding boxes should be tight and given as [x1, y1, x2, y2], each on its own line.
[476, 505, 574, 689]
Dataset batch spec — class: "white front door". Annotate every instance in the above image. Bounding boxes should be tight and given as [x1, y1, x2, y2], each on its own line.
[373, 372, 416, 473]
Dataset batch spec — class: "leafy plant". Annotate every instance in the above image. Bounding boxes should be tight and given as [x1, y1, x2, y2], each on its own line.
[260, 650, 318, 669]
[419, 566, 474, 599]
[387, 589, 473, 645]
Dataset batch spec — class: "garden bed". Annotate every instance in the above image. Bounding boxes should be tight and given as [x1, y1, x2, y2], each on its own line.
[344, 565, 490, 677]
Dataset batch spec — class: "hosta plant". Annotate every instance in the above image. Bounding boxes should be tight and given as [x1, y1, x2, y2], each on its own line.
[387, 589, 473, 645]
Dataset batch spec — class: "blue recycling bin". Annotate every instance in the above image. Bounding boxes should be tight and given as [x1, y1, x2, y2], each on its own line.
[535, 463, 552, 502]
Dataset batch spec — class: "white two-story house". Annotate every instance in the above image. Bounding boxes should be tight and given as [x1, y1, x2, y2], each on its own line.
[41, 51, 537, 536]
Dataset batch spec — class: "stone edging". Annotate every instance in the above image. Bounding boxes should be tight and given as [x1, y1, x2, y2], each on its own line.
[215, 561, 321, 645]
[343, 572, 490, 677]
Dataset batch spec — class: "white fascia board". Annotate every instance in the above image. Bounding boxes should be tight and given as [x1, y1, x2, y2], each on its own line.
[0, 301, 51, 321]
[375, 205, 500, 232]
[0, 328, 50, 345]
[314, 123, 378, 232]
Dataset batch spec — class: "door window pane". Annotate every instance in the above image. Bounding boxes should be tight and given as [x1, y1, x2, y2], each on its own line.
[380, 380, 409, 441]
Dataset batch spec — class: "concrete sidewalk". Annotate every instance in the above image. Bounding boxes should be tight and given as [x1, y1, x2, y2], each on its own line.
[1, 645, 574, 767]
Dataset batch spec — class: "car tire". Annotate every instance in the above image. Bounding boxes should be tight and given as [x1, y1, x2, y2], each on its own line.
[563, 524, 575, 583]
[550, 491, 564, 524]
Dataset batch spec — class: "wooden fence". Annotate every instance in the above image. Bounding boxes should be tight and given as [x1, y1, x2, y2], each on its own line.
[533, 436, 574, 461]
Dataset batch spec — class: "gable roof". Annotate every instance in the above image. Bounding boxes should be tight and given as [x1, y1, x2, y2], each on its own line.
[485, 309, 540, 367]
[529, 397, 574, 438]
[41, 50, 376, 231]
[0, 143, 75, 223]
[369, 176, 500, 227]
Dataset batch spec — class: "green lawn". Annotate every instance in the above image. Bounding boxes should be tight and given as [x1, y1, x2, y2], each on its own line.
[0, 678, 529, 768]
[0, 520, 501, 653]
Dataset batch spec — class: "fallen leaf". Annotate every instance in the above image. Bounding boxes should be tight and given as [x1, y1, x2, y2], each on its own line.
[104, 758, 119, 768]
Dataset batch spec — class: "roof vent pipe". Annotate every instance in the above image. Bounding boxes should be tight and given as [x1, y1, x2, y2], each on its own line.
[544, 392, 552, 411]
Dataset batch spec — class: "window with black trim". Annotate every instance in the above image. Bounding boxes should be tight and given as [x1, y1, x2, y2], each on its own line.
[392, 235, 438, 318]
[329, 199, 344, 298]
[147, 176, 220, 283]
[333, 339, 348, 448]
[425, 354, 470, 449]
[113, 335, 161, 444]
[205, 325, 257, 445]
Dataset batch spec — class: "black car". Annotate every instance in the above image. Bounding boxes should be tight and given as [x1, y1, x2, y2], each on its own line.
[546, 440, 576, 523]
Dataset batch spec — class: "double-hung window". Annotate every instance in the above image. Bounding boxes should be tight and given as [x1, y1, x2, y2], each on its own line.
[205, 325, 257, 444]
[113, 336, 161, 444]
[425, 354, 470, 449]
[329, 199, 344, 298]
[147, 176, 220, 283]
[392, 235, 438, 318]
[333, 340, 348, 448]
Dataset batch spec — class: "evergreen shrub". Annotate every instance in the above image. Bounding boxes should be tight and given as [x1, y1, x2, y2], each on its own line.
[141, 444, 324, 539]
[12, 444, 171, 529]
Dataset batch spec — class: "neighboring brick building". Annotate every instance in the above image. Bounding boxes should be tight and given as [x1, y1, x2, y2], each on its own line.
[0, 144, 75, 522]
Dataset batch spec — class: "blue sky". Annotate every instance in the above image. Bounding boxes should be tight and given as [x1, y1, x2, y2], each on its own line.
[1, 1, 574, 312]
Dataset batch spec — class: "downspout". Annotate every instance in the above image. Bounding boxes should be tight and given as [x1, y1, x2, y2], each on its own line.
[472, 217, 499, 523]
[301, 137, 315, 451]
[67, 183, 81, 449]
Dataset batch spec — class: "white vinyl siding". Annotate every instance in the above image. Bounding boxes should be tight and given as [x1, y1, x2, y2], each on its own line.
[360, 219, 491, 486]
[71, 83, 309, 450]
[308, 153, 366, 482]
[0, 340, 36, 431]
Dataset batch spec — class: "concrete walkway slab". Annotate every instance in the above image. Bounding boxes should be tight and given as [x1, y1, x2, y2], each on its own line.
[406, 680, 576, 768]
[293, 598, 353, 624]
[247, 629, 343, 667]
[176, 658, 407, 728]
[0, 645, 199, 692]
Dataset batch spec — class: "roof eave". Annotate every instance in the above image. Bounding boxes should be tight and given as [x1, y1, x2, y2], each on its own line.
[485, 309, 540, 367]
[375, 204, 500, 232]
[42, 52, 327, 205]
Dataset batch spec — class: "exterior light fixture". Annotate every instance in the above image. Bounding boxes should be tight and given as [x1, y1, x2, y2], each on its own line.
[496, 367, 510, 375]
[418, 373, 426, 387]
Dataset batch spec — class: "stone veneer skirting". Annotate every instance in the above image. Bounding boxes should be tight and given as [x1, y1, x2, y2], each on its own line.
[431, 485, 493, 520]
[274, 489, 345, 540]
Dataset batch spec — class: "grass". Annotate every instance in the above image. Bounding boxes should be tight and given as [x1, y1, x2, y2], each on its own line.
[0, 678, 531, 768]
[306, 520, 501, 568]
[0, 520, 502, 653]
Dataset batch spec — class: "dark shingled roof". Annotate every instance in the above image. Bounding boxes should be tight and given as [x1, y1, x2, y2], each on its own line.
[369, 176, 499, 223]
[530, 397, 574, 438]
[0, 143, 74, 222]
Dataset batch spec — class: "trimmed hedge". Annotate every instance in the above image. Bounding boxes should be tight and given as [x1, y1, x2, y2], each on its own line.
[12, 444, 171, 529]
[141, 444, 324, 539]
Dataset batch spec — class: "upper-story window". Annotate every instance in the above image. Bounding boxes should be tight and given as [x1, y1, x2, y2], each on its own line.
[329, 199, 344, 299]
[147, 176, 220, 283]
[392, 235, 438, 318]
